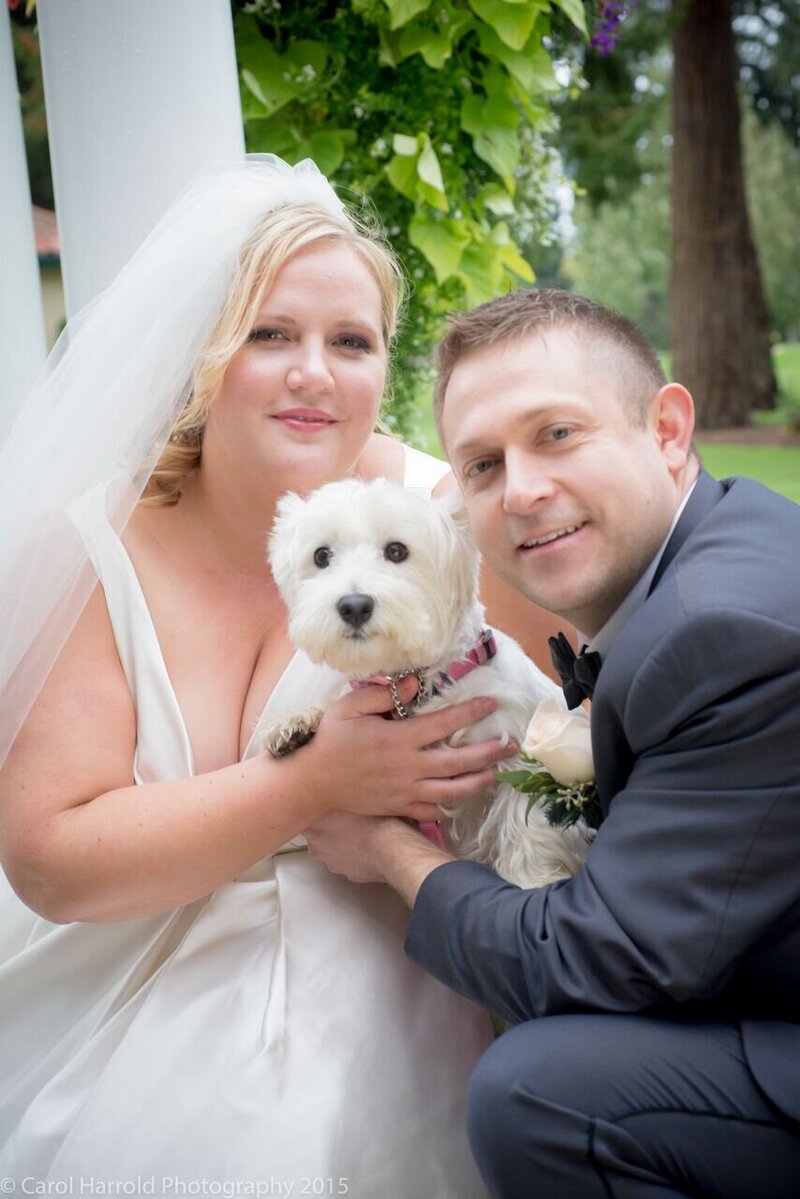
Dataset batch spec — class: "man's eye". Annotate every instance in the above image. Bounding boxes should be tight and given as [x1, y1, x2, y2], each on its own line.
[465, 459, 496, 480]
[313, 547, 333, 568]
[384, 542, 409, 563]
[548, 426, 572, 442]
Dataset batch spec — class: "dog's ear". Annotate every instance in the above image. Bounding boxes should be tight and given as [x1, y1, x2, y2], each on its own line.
[275, 490, 306, 521]
[434, 488, 472, 538]
[432, 490, 482, 611]
[268, 491, 308, 594]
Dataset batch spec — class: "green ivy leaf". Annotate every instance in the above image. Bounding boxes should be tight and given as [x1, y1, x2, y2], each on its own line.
[467, 0, 547, 52]
[473, 127, 520, 192]
[482, 60, 520, 106]
[498, 241, 535, 281]
[240, 53, 299, 116]
[386, 133, 448, 210]
[384, 0, 434, 31]
[409, 214, 471, 283]
[476, 182, 515, 216]
[385, 151, 421, 202]
[237, 25, 329, 117]
[240, 69, 270, 119]
[393, 133, 419, 156]
[461, 92, 520, 191]
[458, 240, 507, 305]
[551, 0, 588, 36]
[490, 220, 511, 246]
[283, 40, 329, 79]
[307, 130, 348, 175]
[508, 75, 554, 126]
[477, 23, 558, 94]
[396, 8, 474, 68]
[245, 117, 353, 175]
[397, 24, 449, 69]
[417, 135, 447, 199]
[244, 117, 299, 159]
[378, 24, 405, 67]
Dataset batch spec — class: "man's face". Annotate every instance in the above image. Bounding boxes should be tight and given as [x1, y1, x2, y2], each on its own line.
[441, 328, 691, 636]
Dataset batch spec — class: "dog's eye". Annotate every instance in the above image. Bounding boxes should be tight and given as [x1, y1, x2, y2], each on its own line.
[313, 547, 333, 569]
[384, 542, 409, 563]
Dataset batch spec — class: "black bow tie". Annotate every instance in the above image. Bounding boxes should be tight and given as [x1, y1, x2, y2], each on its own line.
[549, 632, 602, 709]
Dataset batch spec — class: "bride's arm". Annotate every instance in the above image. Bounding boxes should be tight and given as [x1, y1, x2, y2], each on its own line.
[0, 587, 507, 925]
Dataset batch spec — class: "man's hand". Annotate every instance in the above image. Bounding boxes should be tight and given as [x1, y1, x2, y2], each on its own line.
[305, 813, 456, 907]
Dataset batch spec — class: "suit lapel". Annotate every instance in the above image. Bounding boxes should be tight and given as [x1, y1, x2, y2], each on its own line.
[648, 471, 726, 596]
[592, 472, 726, 814]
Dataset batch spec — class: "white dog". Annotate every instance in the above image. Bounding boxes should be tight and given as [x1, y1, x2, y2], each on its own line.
[263, 477, 590, 888]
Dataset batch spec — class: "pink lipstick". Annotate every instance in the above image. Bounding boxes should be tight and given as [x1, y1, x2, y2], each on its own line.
[273, 408, 336, 432]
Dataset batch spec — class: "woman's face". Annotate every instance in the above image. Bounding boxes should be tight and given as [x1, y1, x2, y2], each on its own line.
[204, 239, 388, 494]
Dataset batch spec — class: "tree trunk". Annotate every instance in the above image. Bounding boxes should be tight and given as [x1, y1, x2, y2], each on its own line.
[670, 0, 776, 428]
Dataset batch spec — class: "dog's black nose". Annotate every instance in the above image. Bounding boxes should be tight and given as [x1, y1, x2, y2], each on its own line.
[337, 593, 375, 629]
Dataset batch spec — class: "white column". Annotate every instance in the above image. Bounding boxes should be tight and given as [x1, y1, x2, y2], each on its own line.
[0, 2, 47, 446]
[37, 0, 245, 318]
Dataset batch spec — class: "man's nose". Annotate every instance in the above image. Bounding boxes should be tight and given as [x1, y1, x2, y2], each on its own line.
[502, 452, 555, 514]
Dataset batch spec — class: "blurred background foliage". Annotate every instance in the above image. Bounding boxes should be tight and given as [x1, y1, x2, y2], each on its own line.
[11, 0, 800, 438]
[559, 1, 800, 355]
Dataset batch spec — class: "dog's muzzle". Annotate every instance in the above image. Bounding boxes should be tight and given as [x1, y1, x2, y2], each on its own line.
[336, 593, 375, 630]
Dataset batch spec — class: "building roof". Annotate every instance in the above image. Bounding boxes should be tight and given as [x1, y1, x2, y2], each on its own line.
[33, 205, 60, 263]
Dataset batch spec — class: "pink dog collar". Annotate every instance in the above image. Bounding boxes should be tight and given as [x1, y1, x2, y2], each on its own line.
[351, 627, 498, 720]
[434, 626, 497, 689]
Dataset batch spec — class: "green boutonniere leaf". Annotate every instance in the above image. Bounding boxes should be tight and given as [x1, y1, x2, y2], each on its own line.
[497, 761, 603, 831]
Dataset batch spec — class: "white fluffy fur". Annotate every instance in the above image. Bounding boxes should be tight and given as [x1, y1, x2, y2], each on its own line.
[266, 477, 591, 888]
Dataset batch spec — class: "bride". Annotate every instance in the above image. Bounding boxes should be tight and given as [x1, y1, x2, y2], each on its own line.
[0, 157, 514, 1193]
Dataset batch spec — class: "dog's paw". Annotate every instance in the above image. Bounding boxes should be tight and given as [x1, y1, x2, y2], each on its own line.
[258, 708, 324, 758]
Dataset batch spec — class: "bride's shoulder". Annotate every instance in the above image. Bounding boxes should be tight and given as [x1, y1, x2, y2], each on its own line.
[354, 433, 406, 483]
[355, 434, 452, 492]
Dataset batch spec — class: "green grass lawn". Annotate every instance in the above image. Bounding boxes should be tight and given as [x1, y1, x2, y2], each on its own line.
[696, 443, 800, 503]
[407, 345, 800, 504]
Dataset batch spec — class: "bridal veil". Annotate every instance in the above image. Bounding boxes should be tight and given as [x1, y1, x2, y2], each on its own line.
[0, 156, 348, 767]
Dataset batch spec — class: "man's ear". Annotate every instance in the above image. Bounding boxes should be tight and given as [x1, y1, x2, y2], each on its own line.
[650, 383, 695, 476]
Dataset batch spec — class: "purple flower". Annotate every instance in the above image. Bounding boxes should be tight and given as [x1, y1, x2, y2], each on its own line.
[591, 0, 637, 56]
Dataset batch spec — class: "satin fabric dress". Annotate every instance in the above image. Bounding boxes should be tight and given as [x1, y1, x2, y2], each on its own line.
[0, 444, 492, 1197]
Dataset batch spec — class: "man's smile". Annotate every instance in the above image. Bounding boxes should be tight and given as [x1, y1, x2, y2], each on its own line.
[518, 523, 585, 551]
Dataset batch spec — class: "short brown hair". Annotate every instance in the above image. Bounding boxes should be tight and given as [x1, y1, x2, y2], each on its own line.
[434, 288, 667, 436]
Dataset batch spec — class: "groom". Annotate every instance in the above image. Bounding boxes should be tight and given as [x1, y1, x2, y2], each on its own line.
[307, 290, 800, 1197]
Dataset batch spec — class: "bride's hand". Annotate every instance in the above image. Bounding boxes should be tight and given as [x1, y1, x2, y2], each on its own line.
[296, 678, 515, 824]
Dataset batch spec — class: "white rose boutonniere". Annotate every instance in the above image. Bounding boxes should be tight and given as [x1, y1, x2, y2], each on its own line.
[498, 698, 602, 830]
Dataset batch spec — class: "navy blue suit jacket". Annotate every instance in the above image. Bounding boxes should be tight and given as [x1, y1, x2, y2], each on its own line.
[406, 472, 800, 1123]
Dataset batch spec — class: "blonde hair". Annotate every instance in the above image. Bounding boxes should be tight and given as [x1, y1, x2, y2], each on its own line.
[143, 202, 405, 506]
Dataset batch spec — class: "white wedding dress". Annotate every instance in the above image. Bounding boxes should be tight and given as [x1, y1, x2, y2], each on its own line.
[0, 445, 492, 1197]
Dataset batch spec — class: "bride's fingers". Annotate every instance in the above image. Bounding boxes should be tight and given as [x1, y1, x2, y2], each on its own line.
[404, 695, 498, 746]
[407, 768, 501, 819]
[332, 681, 497, 740]
[333, 673, 420, 718]
[422, 737, 517, 780]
